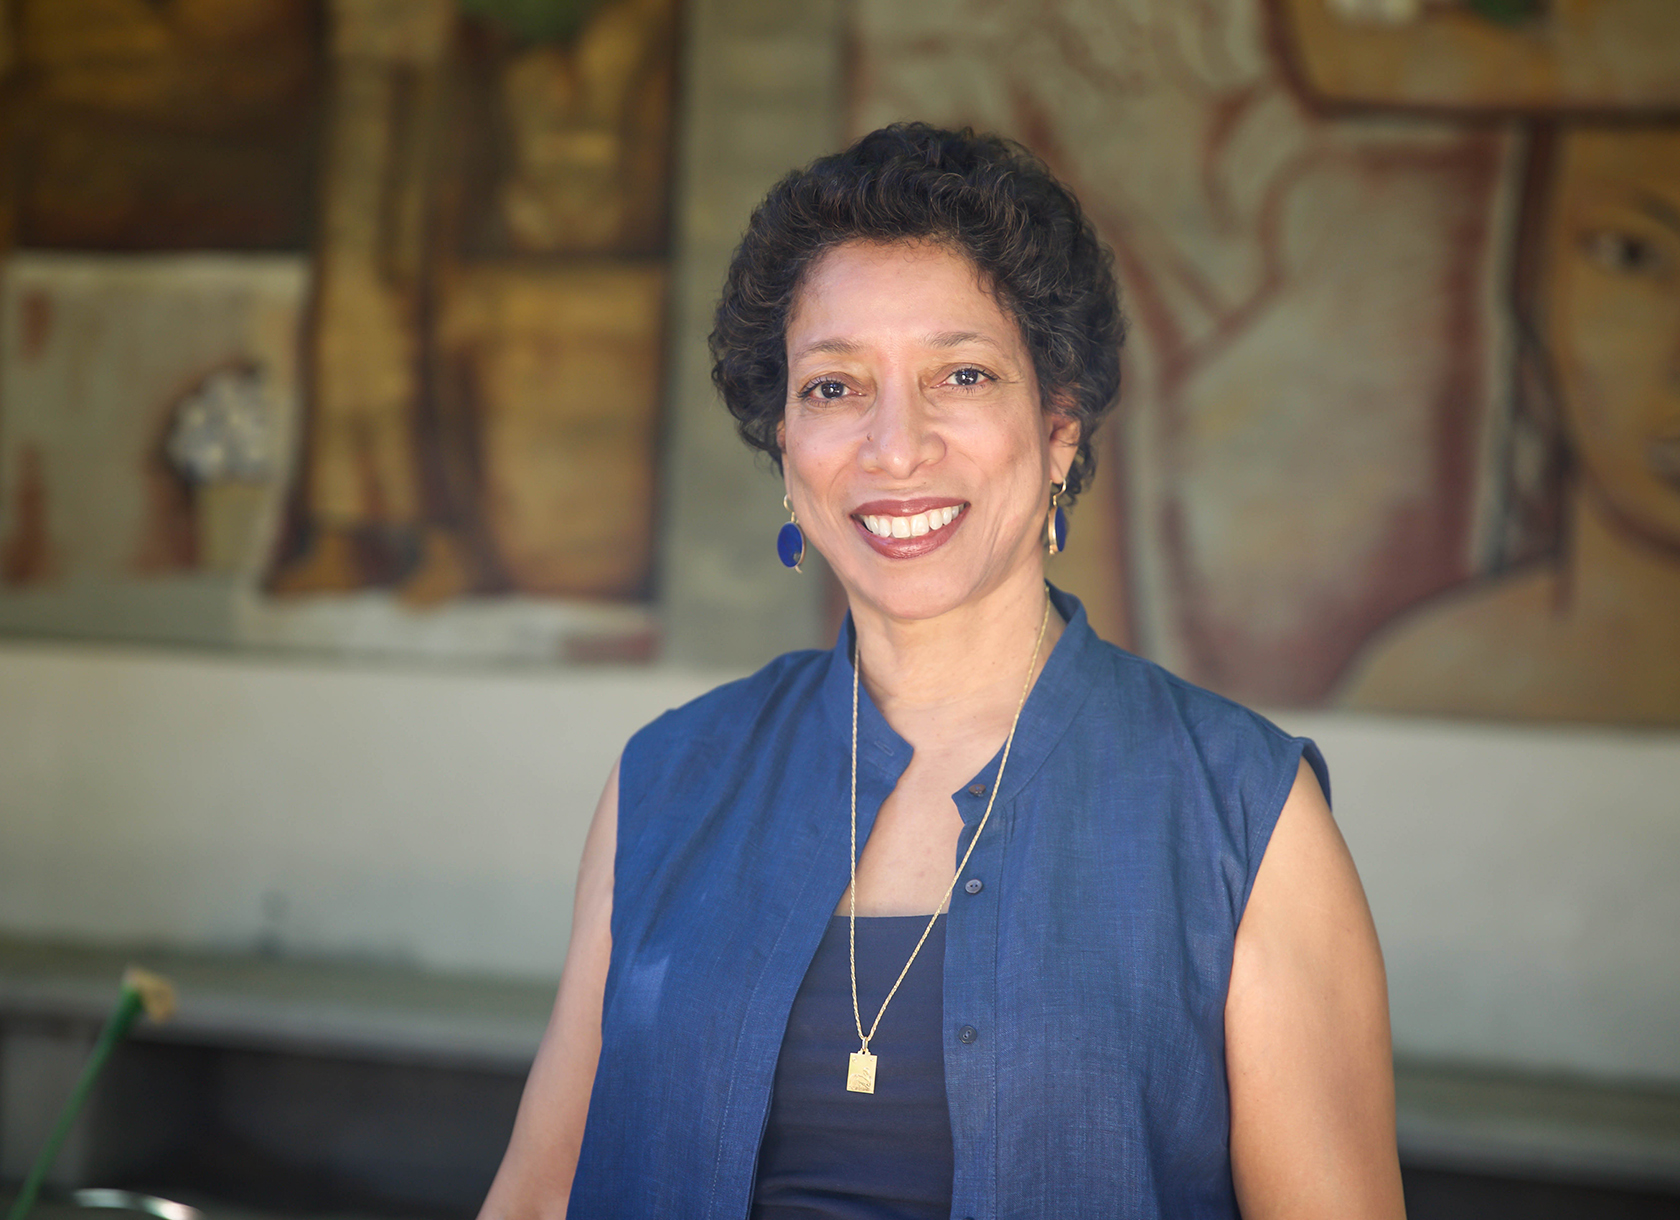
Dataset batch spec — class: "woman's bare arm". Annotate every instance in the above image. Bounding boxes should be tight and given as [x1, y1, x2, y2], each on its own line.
[478, 761, 619, 1220]
[1226, 758, 1406, 1219]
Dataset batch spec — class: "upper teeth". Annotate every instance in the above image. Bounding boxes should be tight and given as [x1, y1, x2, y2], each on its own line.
[861, 505, 962, 538]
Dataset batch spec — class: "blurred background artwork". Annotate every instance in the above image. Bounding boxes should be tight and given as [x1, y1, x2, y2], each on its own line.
[0, 0, 678, 664]
[2, 1, 1679, 1218]
[854, 0, 1680, 726]
[0, 0, 1671, 722]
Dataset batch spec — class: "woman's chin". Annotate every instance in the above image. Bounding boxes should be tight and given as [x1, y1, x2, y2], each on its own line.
[836, 560, 1040, 627]
[828, 563, 966, 623]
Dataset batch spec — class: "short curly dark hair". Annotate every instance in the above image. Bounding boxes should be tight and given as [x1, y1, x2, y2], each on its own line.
[709, 123, 1124, 503]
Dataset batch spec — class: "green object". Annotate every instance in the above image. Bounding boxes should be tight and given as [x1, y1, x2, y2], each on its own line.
[1467, 0, 1547, 25]
[5, 969, 174, 1220]
[456, 0, 606, 44]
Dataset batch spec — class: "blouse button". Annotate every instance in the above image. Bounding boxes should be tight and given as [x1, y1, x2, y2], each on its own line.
[964, 878, 983, 895]
[967, 783, 986, 796]
[958, 1025, 978, 1044]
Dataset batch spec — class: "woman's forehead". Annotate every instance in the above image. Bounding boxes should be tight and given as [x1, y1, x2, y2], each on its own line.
[787, 239, 1022, 352]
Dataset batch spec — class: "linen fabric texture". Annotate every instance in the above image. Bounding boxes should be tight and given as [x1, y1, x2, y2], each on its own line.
[569, 587, 1328, 1219]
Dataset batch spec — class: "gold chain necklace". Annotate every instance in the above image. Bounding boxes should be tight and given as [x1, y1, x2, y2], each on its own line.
[845, 592, 1052, 1094]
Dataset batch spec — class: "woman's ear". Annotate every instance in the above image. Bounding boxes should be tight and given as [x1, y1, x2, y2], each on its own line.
[1047, 402, 1081, 473]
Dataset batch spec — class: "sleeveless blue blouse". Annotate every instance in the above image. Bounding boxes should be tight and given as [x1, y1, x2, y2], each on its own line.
[570, 587, 1328, 1220]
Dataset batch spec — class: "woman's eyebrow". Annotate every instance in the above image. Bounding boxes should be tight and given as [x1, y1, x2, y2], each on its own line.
[925, 330, 1005, 352]
[790, 337, 861, 360]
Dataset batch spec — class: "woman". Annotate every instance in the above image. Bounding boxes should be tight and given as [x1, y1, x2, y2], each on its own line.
[480, 124, 1403, 1219]
[1340, 122, 1680, 724]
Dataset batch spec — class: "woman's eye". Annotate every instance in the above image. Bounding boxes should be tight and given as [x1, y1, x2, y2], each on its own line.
[1580, 229, 1666, 278]
[802, 379, 848, 400]
[949, 367, 988, 387]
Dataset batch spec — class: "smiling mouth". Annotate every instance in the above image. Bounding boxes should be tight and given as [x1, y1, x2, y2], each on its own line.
[856, 504, 965, 539]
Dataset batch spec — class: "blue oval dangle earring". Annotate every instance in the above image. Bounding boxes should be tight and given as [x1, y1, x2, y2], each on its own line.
[1046, 480, 1069, 556]
[777, 495, 805, 572]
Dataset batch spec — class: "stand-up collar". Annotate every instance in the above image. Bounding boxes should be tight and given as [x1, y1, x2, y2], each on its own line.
[818, 584, 1102, 818]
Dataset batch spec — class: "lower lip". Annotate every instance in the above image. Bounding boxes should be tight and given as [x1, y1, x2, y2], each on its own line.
[852, 508, 967, 558]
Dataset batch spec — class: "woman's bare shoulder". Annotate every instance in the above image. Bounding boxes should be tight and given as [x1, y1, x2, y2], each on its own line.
[1226, 760, 1404, 1219]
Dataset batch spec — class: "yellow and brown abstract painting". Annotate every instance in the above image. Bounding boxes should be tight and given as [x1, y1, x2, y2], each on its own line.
[272, 0, 676, 606]
[0, 0, 676, 658]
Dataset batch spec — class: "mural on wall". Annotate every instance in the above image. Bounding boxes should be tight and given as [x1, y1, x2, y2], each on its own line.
[0, 255, 307, 639]
[1287, 1, 1680, 726]
[0, 0, 321, 643]
[0, 0, 677, 660]
[849, 0, 1679, 726]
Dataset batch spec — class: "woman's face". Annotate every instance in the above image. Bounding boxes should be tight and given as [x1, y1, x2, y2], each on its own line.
[779, 240, 1079, 623]
[1544, 126, 1680, 550]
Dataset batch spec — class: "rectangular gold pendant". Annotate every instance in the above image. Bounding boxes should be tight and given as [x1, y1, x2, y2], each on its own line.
[846, 1049, 877, 1094]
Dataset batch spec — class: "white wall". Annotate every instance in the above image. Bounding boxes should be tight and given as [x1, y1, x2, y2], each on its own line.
[1280, 710, 1680, 1086]
[0, 641, 722, 978]
[2, 642, 1677, 1085]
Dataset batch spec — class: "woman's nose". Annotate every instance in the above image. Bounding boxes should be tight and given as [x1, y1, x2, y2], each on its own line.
[859, 377, 943, 476]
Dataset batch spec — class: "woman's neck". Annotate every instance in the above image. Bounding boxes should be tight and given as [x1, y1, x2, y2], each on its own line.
[848, 571, 1063, 732]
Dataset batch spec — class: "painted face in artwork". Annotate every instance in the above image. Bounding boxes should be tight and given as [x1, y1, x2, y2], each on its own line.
[1543, 126, 1680, 550]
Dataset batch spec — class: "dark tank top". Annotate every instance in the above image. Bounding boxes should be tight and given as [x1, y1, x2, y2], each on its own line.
[751, 915, 954, 1220]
